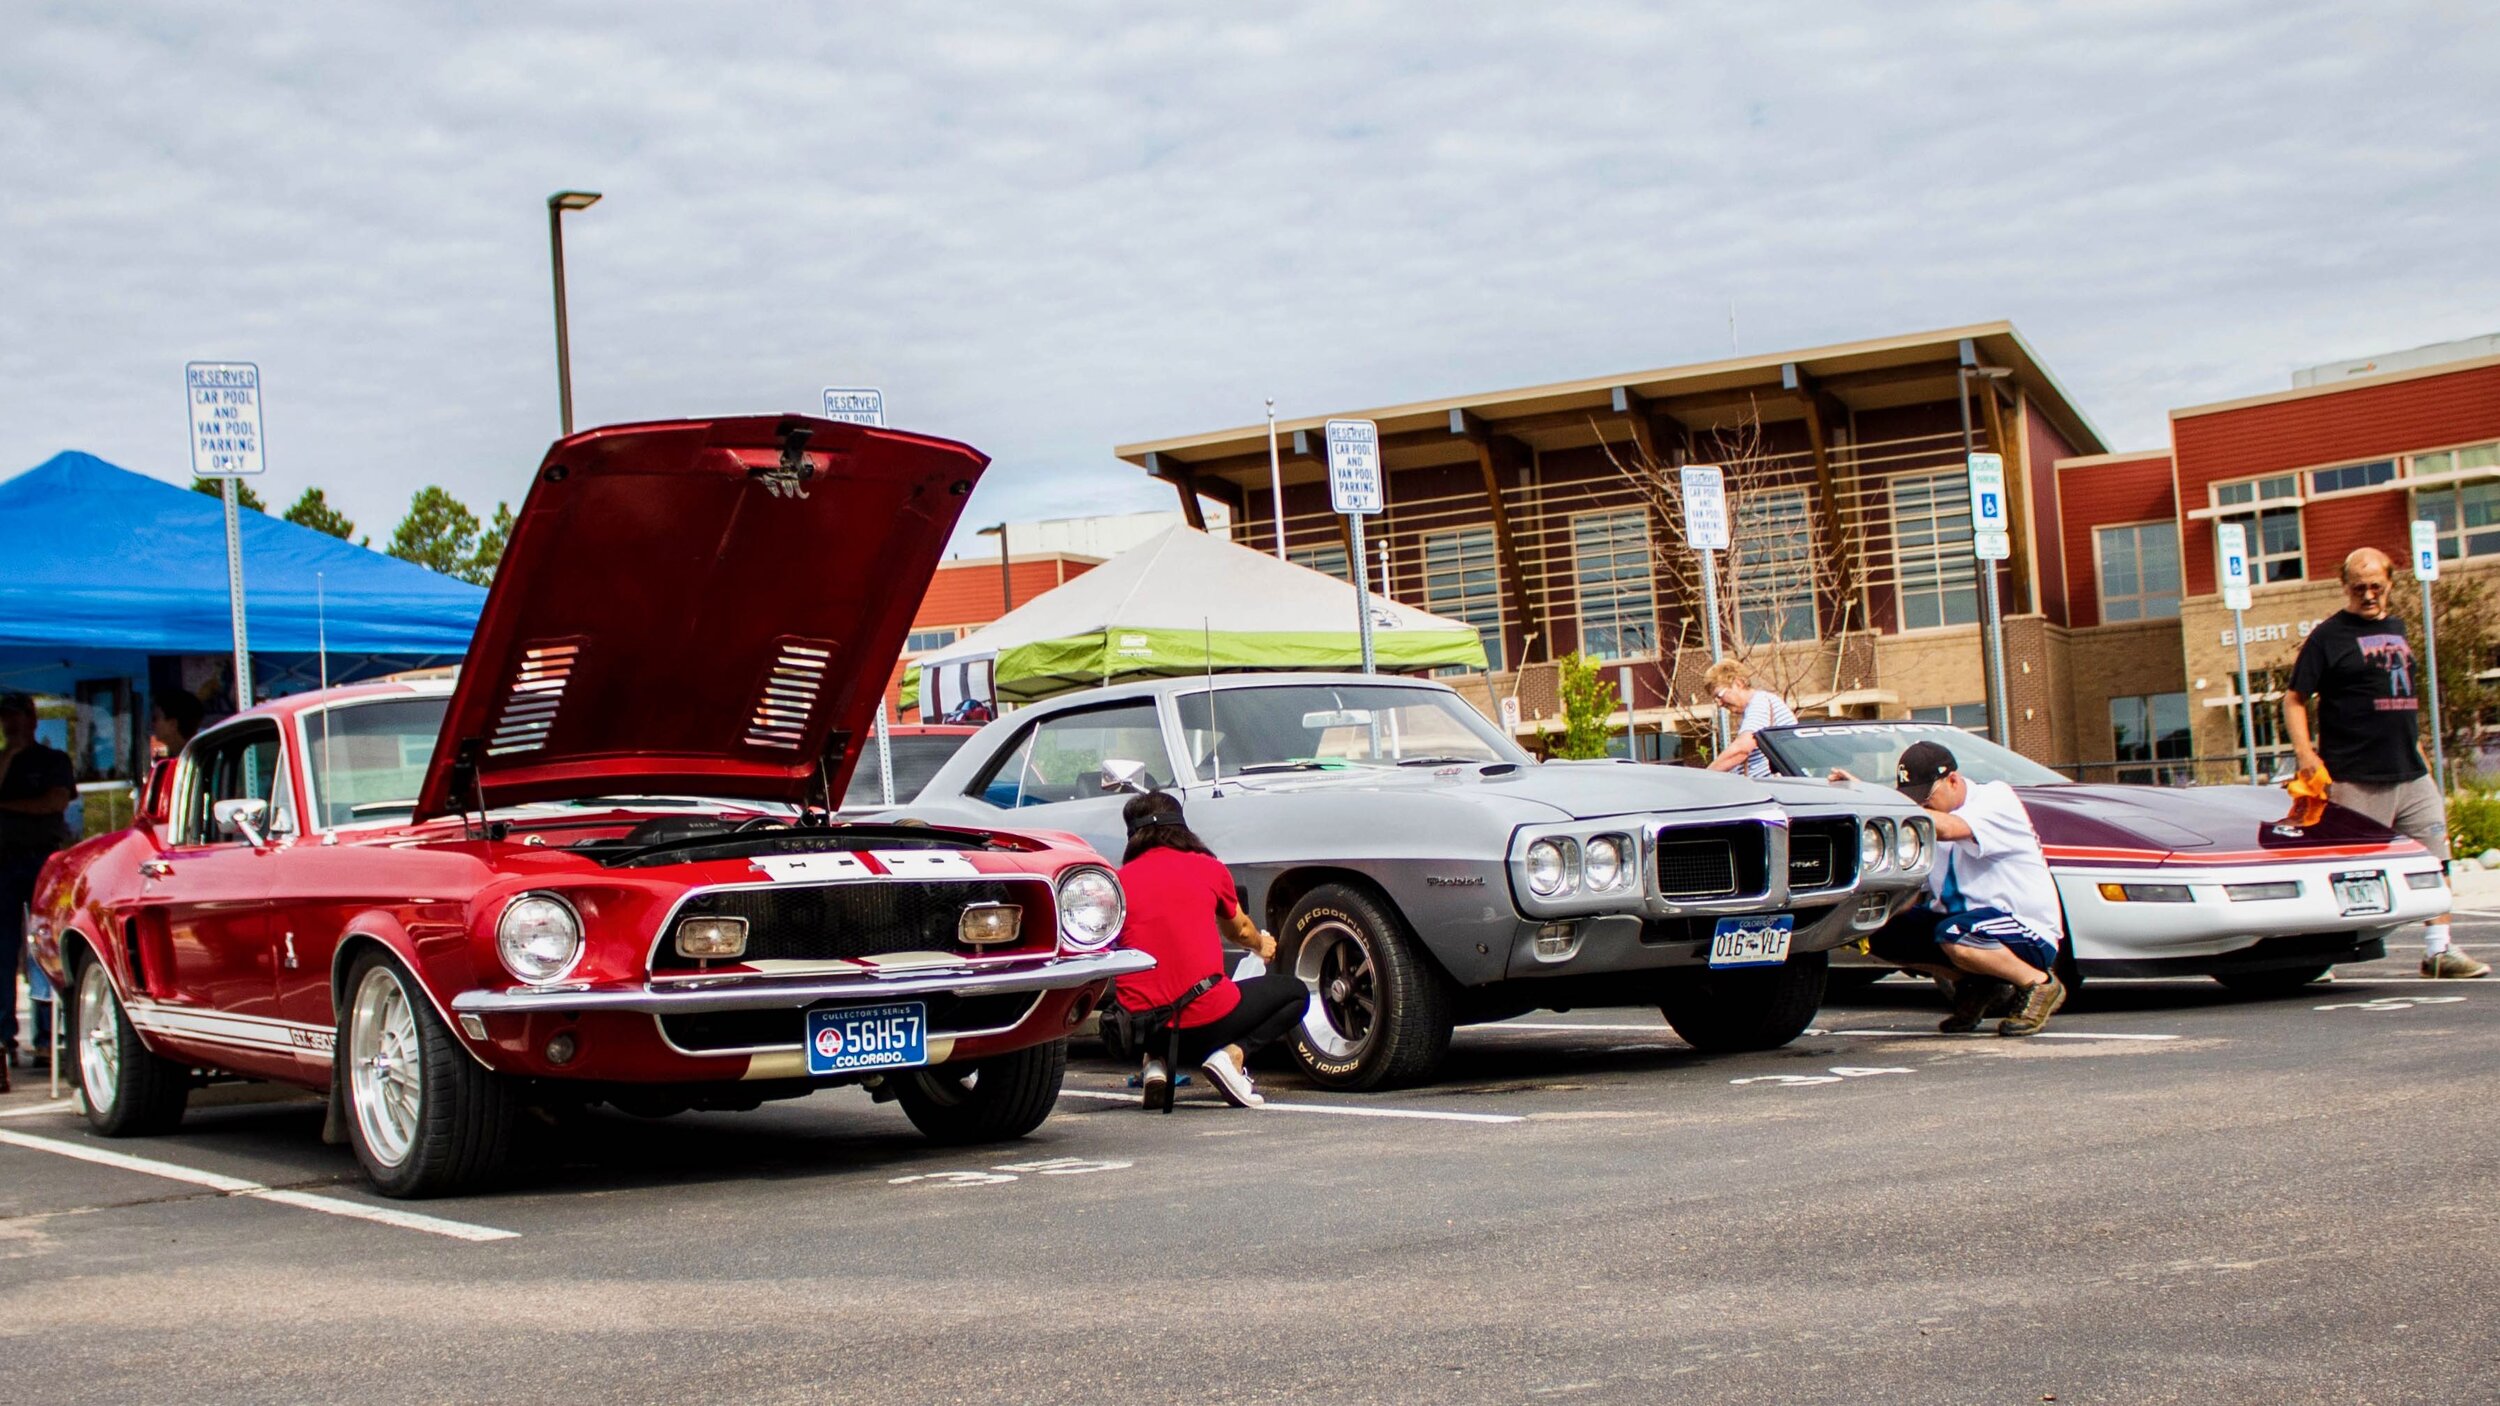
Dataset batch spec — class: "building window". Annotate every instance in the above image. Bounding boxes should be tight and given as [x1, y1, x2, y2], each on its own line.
[2217, 668, 2295, 780]
[2308, 460, 2395, 495]
[2109, 692, 2191, 784]
[1572, 511, 1654, 660]
[1423, 527, 1505, 672]
[1734, 489, 1815, 645]
[1287, 543, 1350, 584]
[1891, 473, 1978, 631]
[2095, 522, 2181, 622]
[2416, 481, 2500, 563]
[903, 628, 961, 655]
[2214, 474, 2303, 582]
[1908, 702, 1990, 738]
[2413, 441, 2500, 480]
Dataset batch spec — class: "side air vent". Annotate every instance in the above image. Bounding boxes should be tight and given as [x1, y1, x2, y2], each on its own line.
[746, 641, 831, 750]
[487, 641, 581, 755]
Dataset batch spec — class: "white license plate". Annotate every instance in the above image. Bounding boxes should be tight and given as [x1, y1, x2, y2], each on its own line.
[2332, 871, 2391, 917]
[1710, 915, 1794, 968]
[805, 1002, 929, 1076]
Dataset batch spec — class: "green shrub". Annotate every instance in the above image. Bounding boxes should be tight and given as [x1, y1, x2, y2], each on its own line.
[2446, 783, 2500, 858]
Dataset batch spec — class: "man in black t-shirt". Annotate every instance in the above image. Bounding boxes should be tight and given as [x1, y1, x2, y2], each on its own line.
[2283, 548, 2488, 979]
[1, 691, 78, 1075]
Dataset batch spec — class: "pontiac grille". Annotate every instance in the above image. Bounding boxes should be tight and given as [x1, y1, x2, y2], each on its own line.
[1652, 822, 1774, 902]
[653, 880, 1053, 972]
[1786, 819, 1860, 892]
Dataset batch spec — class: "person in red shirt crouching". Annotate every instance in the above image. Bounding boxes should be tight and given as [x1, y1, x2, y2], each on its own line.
[1113, 791, 1309, 1108]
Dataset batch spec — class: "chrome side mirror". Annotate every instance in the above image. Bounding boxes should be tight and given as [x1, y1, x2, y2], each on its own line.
[1098, 758, 1151, 795]
[213, 797, 270, 847]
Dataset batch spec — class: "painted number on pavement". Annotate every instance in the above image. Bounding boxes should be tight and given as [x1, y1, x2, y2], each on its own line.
[889, 1157, 1133, 1189]
[2313, 995, 2467, 1013]
[1730, 1065, 1913, 1088]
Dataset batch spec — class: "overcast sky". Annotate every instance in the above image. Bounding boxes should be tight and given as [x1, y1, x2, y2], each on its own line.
[6, 2, 2494, 559]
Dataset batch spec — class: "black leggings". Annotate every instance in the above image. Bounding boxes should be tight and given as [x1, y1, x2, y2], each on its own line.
[1170, 973, 1309, 1066]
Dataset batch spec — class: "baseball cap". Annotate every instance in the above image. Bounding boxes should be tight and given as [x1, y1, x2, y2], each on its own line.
[0, 690, 34, 718]
[1894, 740, 1957, 802]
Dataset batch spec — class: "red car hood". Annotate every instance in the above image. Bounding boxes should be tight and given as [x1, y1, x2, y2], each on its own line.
[413, 415, 988, 822]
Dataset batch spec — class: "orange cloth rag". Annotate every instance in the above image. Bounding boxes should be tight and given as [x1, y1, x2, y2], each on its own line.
[2282, 764, 2333, 829]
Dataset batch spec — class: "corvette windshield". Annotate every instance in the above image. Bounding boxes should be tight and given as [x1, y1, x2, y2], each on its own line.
[1175, 684, 1526, 774]
[1759, 724, 2071, 788]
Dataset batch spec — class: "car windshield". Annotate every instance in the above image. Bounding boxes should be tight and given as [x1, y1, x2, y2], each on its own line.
[1757, 723, 2072, 787]
[302, 696, 450, 827]
[843, 733, 973, 807]
[1175, 683, 1527, 774]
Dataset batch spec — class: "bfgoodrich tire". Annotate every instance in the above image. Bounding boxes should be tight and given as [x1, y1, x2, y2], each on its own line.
[893, 1039, 1067, 1144]
[1659, 949, 1829, 1053]
[339, 951, 521, 1198]
[1280, 882, 1456, 1091]
[72, 957, 190, 1136]
[2213, 963, 2332, 997]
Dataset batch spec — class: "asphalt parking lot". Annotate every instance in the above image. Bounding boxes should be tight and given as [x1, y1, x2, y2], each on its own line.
[2, 926, 2493, 1406]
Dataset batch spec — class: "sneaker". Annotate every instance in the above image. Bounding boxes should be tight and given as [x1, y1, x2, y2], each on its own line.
[1940, 976, 2014, 1034]
[1199, 1049, 1265, 1108]
[1139, 1056, 1170, 1108]
[1998, 976, 2067, 1037]
[2422, 950, 2492, 979]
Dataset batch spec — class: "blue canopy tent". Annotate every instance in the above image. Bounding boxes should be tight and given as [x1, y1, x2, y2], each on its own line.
[0, 449, 484, 710]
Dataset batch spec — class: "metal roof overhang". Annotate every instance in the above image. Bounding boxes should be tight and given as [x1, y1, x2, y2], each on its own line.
[1115, 321, 2108, 494]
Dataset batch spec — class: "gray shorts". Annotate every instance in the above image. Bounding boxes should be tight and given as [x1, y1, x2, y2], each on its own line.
[2329, 774, 2450, 861]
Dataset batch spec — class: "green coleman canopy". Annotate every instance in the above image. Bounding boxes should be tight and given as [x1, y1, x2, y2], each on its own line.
[903, 524, 1487, 711]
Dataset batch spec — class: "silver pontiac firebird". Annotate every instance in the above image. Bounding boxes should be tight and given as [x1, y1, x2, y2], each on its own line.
[897, 673, 1937, 1089]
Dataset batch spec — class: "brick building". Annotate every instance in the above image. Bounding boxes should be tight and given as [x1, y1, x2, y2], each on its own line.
[887, 551, 1097, 720]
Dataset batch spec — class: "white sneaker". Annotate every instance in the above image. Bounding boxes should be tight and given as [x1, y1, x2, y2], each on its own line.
[1200, 1049, 1264, 1108]
[1140, 1056, 1170, 1107]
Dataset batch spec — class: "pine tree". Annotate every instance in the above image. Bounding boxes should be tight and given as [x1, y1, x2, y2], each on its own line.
[387, 486, 483, 580]
[468, 502, 516, 585]
[191, 477, 266, 511]
[282, 487, 355, 540]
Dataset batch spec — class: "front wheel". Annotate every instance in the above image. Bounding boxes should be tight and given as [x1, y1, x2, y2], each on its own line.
[893, 1039, 1067, 1144]
[2213, 963, 2333, 997]
[1280, 882, 1455, 1090]
[1659, 949, 1829, 1053]
[339, 952, 520, 1198]
[73, 959, 189, 1136]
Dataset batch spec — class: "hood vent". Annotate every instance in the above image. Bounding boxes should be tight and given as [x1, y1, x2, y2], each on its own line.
[487, 641, 581, 756]
[746, 640, 833, 751]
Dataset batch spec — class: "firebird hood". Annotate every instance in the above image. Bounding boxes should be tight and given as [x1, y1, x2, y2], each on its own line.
[1221, 759, 1902, 822]
[413, 416, 987, 822]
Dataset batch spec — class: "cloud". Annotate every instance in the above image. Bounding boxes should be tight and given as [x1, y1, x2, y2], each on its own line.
[4, 1, 2494, 557]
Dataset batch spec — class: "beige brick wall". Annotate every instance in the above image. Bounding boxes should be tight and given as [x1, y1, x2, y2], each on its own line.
[2063, 619, 2190, 770]
[1870, 628, 1988, 713]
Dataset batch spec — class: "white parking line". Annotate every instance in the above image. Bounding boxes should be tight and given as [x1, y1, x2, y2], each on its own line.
[1058, 1088, 1523, 1124]
[1483, 1022, 1672, 1033]
[0, 1099, 79, 1119]
[0, 1130, 518, 1242]
[1813, 1028, 2182, 1042]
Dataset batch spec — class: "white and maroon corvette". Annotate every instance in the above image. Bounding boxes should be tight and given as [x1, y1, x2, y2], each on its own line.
[26, 416, 1144, 1197]
[1754, 722, 2451, 995]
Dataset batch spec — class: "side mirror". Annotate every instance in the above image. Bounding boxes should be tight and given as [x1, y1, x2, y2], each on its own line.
[141, 759, 176, 827]
[212, 797, 270, 847]
[1098, 758, 1151, 795]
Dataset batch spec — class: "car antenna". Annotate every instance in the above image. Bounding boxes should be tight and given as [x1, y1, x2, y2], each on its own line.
[1204, 617, 1223, 798]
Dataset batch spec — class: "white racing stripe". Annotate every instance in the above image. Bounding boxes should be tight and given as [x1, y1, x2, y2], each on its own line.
[1058, 1088, 1523, 1124]
[0, 1130, 518, 1242]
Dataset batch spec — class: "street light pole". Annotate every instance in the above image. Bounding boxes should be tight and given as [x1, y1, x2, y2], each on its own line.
[547, 190, 602, 435]
[1265, 398, 1287, 561]
[979, 522, 1012, 613]
[1958, 355, 2015, 746]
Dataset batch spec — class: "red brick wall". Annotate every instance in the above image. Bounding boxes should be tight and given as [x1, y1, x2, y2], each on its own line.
[2174, 361, 2500, 594]
[2026, 410, 2082, 624]
[2054, 454, 2176, 629]
[915, 556, 1091, 629]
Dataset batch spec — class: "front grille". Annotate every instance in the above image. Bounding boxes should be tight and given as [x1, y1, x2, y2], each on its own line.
[1787, 819, 1861, 892]
[652, 879, 1052, 973]
[660, 992, 1042, 1053]
[1653, 822, 1772, 901]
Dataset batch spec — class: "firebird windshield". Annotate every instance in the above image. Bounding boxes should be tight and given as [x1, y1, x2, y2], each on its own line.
[1176, 684, 1528, 775]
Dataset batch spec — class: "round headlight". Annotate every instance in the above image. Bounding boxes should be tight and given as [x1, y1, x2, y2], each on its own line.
[496, 893, 583, 985]
[1525, 838, 1572, 897]
[1584, 835, 1625, 891]
[1896, 820, 1926, 870]
[1056, 866, 1125, 951]
[1861, 820, 1889, 873]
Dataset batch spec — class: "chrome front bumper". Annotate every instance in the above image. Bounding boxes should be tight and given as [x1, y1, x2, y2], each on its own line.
[450, 949, 1154, 1015]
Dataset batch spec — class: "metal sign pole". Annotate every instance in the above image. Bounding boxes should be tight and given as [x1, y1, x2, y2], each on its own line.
[1351, 510, 1376, 674]
[1325, 419, 1384, 675]
[873, 698, 896, 806]
[2415, 519, 2447, 792]
[1700, 548, 1724, 753]
[1265, 398, 1287, 561]
[222, 476, 253, 707]
[2217, 523, 2258, 782]
[2231, 610, 2259, 781]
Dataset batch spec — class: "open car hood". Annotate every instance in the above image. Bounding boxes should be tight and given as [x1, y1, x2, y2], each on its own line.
[413, 416, 987, 822]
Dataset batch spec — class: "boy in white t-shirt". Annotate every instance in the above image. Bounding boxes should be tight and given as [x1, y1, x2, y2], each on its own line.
[1854, 740, 2069, 1037]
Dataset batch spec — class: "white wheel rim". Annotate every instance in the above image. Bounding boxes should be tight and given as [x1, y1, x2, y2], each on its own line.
[348, 966, 423, 1168]
[1292, 919, 1376, 1060]
[77, 965, 121, 1115]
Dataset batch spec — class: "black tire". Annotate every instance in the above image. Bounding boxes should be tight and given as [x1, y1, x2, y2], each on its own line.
[1659, 949, 1829, 1053]
[2213, 963, 2333, 997]
[894, 1039, 1068, 1144]
[71, 957, 190, 1136]
[2054, 946, 2086, 1002]
[338, 950, 521, 1198]
[1279, 881, 1456, 1090]
[1823, 966, 1892, 998]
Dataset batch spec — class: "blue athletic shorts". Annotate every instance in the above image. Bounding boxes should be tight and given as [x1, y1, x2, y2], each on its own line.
[1868, 905, 2060, 976]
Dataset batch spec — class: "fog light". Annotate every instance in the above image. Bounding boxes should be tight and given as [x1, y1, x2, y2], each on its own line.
[1532, 922, 1580, 962]
[544, 1031, 578, 1066]
[458, 1014, 488, 1040]
[675, 916, 749, 959]
[2097, 882, 2194, 903]
[2406, 870, 2447, 891]
[2224, 881, 2302, 901]
[958, 902, 1022, 945]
